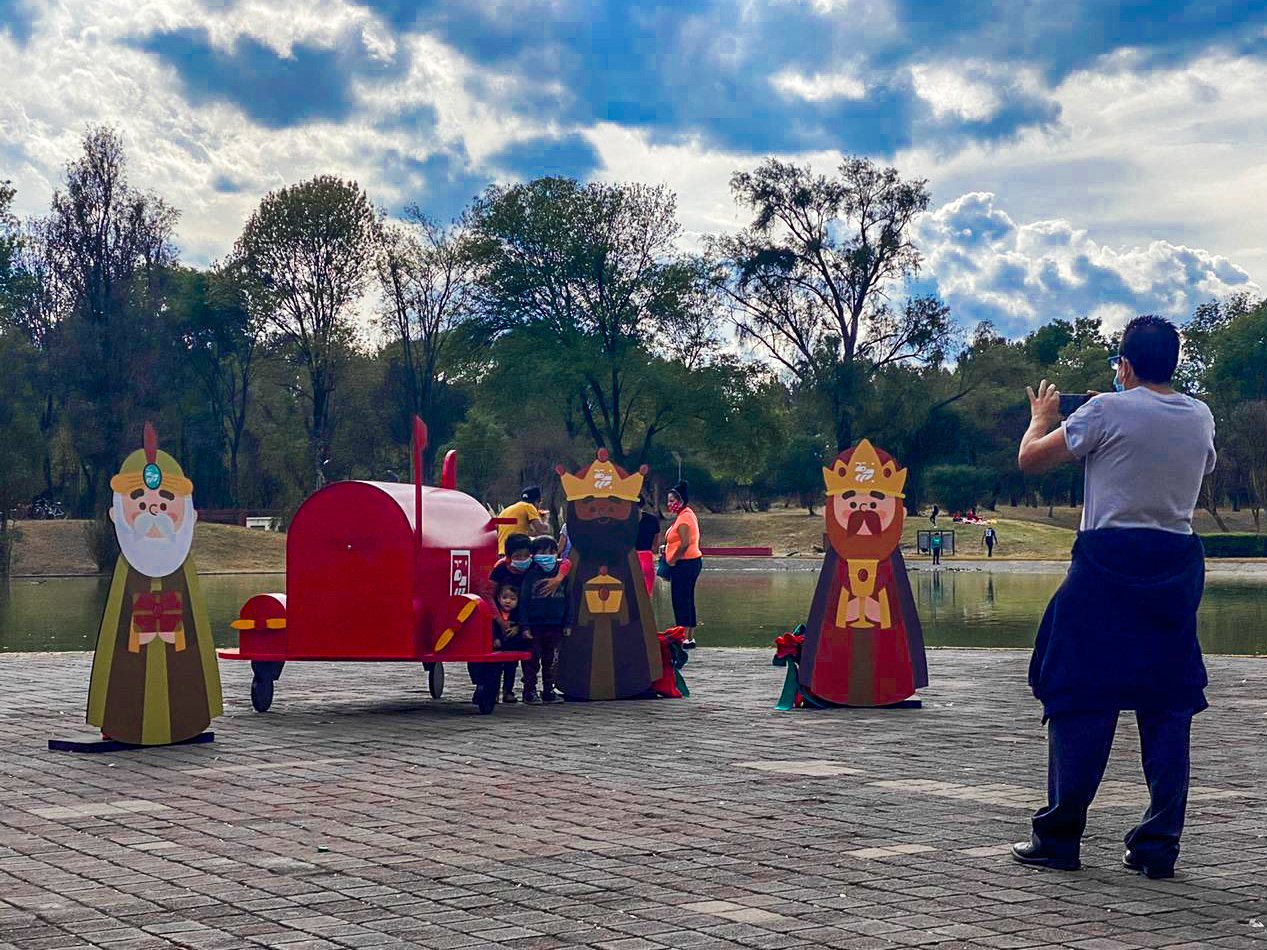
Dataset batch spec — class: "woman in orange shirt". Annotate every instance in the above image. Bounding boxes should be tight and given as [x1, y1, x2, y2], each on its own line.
[662, 481, 703, 649]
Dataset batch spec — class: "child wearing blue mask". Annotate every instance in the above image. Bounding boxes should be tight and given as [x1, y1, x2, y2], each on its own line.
[517, 536, 572, 703]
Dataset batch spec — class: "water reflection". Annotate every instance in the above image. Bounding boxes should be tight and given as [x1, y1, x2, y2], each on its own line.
[1, 567, 1265, 656]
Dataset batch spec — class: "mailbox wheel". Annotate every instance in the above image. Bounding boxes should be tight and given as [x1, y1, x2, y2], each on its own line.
[250, 676, 274, 713]
[249, 661, 284, 713]
[473, 683, 497, 715]
[427, 663, 445, 699]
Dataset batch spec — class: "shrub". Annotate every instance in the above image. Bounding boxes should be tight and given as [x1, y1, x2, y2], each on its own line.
[1200, 533, 1267, 558]
[83, 512, 120, 573]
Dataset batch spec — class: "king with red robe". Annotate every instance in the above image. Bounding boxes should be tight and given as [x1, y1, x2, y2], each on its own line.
[798, 439, 928, 707]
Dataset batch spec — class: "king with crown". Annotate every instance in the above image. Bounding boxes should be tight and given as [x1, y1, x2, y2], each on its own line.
[85, 422, 223, 745]
[798, 439, 928, 707]
[555, 450, 663, 700]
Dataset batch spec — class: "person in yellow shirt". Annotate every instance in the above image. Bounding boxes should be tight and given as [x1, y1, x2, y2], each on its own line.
[496, 485, 549, 554]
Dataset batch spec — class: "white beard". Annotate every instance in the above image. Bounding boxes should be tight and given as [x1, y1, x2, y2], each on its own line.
[113, 494, 197, 579]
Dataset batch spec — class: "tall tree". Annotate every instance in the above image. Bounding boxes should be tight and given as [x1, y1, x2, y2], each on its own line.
[234, 175, 380, 488]
[1224, 401, 1267, 533]
[377, 207, 480, 476]
[468, 176, 714, 465]
[710, 156, 952, 449]
[31, 127, 178, 510]
[168, 263, 263, 504]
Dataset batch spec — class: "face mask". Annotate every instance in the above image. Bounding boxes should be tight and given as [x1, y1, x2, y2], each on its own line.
[1113, 372, 1125, 393]
[510, 557, 532, 571]
[668, 498, 684, 513]
[533, 554, 558, 571]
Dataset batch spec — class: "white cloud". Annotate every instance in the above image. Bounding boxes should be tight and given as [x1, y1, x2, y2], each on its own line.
[770, 68, 866, 102]
[910, 64, 1001, 121]
[915, 192, 1260, 333]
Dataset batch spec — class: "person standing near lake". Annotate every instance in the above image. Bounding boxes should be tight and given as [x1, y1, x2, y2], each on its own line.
[1013, 316, 1216, 879]
[635, 497, 660, 597]
[982, 526, 998, 557]
[496, 485, 549, 554]
[663, 482, 703, 650]
[929, 530, 943, 565]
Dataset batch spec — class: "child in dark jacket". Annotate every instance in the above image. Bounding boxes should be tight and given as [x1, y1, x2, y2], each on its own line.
[493, 583, 532, 703]
[517, 536, 572, 703]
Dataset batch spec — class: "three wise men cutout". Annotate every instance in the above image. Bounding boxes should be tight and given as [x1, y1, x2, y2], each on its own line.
[798, 439, 928, 707]
[556, 450, 663, 700]
[85, 423, 223, 745]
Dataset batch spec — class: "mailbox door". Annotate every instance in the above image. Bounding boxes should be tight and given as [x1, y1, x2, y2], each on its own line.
[287, 483, 415, 658]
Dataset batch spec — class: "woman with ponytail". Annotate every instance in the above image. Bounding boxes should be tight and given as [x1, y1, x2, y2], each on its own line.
[662, 481, 703, 649]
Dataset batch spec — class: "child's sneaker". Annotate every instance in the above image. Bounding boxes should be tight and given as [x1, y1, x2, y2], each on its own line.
[502, 690, 518, 704]
[523, 687, 540, 704]
[541, 689, 560, 703]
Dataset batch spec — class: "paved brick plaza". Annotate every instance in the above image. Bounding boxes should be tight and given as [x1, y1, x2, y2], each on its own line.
[1, 648, 1264, 950]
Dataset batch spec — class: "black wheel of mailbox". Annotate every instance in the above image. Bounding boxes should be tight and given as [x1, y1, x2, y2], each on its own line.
[474, 683, 497, 715]
[428, 663, 445, 699]
[250, 675, 274, 712]
[249, 660, 284, 713]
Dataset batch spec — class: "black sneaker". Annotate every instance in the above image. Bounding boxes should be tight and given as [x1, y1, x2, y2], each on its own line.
[541, 691, 557, 703]
[1011, 841, 1080, 871]
[502, 690, 518, 704]
[1123, 851, 1174, 879]
[682, 639, 698, 650]
[523, 689, 540, 704]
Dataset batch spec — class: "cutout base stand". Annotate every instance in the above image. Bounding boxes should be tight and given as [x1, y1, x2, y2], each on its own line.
[48, 732, 215, 753]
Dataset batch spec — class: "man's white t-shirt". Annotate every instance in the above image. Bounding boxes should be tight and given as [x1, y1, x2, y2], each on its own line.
[1062, 387, 1216, 535]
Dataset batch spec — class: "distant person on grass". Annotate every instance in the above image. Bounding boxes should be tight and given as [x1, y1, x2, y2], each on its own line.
[1014, 316, 1216, 879]
[929, 530, 943, 566]
[982, 526, 998, 557]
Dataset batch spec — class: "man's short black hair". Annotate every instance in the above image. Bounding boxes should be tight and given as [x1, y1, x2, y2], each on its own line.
[505, 533, 532, 556]
[521, 485, 542, 503]
[531, 535, 558, 554]
[1120, 315, 1180, 384]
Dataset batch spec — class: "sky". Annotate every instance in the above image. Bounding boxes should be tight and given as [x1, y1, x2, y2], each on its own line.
[2, 0, 1266, 338]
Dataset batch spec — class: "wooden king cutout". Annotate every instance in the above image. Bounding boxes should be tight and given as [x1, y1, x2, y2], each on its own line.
[555, 451, 663, 699]
[83, 422, 223, 745]
[798, 439, 928, 706]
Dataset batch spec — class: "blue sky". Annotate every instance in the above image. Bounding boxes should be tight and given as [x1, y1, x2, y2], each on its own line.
[2, 0, 1265, 336]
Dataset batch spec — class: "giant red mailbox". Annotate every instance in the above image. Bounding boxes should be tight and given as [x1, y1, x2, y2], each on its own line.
[218, 418, 528, 715]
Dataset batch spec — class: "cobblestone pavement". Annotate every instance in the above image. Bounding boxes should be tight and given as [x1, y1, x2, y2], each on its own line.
[1, 648, 1264, 950]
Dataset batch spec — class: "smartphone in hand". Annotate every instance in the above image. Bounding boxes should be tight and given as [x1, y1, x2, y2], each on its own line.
[1058, 393, 1091, 417]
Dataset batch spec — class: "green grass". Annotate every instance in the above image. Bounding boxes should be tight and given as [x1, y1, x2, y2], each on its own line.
[694, 507, 1077, 559]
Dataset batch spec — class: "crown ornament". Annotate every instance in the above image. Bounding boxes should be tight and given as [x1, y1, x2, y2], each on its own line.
[557, 449, 647, 502]
[822, 439, 907, 498]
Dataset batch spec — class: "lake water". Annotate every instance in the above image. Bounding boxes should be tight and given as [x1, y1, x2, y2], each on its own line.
[2, 567, 1265, 655]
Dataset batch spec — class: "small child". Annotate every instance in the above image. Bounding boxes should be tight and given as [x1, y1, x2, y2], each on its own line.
[493, 583, 532, 704]
[517, 535, 572, 703]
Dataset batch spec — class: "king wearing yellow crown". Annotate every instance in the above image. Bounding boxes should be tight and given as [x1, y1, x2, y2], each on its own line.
[554, 450, 662, 700]
[799, 439, 927, 707]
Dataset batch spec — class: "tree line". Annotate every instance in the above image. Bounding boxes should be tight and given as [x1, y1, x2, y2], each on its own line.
[1, 128, 1264, 554]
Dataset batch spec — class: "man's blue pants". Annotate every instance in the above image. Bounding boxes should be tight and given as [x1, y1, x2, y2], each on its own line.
[1030, 709, 1193, 867]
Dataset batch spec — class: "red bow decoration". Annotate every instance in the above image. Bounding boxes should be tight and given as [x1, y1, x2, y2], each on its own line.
[651, 626, 690, 698]
[773, 631, 805, 661]
[660, 626, 688, 645]
[130, 591, 185, 651]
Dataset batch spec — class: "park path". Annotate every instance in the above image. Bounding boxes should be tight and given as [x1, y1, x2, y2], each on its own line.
[1, 648, 1264, 949]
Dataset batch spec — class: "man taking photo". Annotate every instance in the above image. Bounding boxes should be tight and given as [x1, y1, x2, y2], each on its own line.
[1012, 315, 1216, 879]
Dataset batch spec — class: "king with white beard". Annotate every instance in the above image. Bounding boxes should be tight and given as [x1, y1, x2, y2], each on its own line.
[86, 423, 223, 745]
